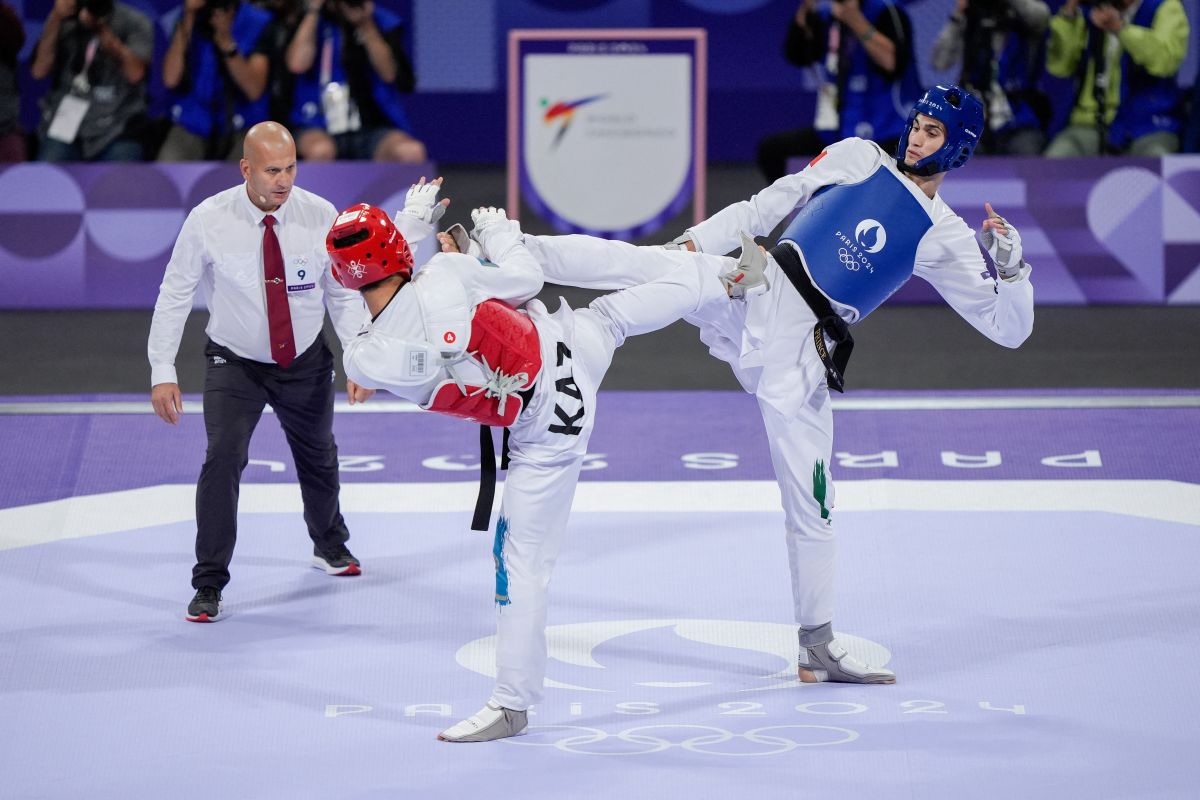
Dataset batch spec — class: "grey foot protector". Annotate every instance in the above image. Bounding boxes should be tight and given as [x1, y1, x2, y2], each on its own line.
[798, 622, 896, 684]
[439, 705, 528, 743]
[721, 231, 771, 298]
[445, 223, 479, 257]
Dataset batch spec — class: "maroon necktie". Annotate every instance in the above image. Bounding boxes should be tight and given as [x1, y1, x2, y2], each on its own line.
[262, 214, 296, 368]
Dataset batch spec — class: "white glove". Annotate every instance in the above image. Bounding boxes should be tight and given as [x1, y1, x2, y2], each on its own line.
[981, 213, 1023, 281]
[470, 206, 509, 236]
[401, 179, 447, 225]
[469, 206, 523, 261]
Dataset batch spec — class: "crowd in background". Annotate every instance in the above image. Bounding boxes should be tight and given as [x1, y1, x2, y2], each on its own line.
[0, 0, 424, 162]
[757, 0, 1195, 180]
[0, 0, 1197, 167]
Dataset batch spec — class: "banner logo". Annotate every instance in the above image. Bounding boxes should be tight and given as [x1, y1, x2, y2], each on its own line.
[541, 94, 608, 149]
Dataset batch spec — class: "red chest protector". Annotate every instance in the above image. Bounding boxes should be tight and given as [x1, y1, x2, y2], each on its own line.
[423, 299, 543, 427]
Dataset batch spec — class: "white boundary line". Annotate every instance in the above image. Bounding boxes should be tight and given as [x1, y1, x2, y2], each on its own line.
[2, 479, 1197, 552]
[2, 394, 1198, 415]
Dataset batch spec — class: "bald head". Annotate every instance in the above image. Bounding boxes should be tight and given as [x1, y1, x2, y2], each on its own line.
[243, 121, 296, 165]
[241, 121, 298, 212]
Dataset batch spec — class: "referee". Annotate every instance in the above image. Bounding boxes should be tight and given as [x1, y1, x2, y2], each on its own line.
[148, 121, 373, 622]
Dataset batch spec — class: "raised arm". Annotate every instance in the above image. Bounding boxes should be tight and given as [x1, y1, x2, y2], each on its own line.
[915, 209, 1033, 349]
[464, 208, 544, 308]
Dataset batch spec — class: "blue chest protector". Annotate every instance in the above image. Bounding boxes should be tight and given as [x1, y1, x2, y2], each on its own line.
[779, 167, 932, 319]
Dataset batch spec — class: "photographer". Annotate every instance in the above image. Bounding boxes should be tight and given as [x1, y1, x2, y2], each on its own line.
[29, 0, 152, 161]
[284, 0, 425, 162]
[158, 0, 272, 161]
[931, 0, 1050, 154]
[1044, 0, 1189, 156]
[756, 0, 922, 182]
[251, 0, 306, 125]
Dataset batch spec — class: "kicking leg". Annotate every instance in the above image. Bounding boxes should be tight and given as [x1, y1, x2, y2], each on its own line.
[524, 234, 682, 289]
[582, 253, 732, 346]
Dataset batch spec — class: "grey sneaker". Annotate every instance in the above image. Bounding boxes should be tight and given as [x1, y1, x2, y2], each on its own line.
[312, 542, 361, 576]
[797, 623, 895, 684]
[719, 231, 770, 299]
[438, 701, 528, 743]
[186, 586, 222, 623]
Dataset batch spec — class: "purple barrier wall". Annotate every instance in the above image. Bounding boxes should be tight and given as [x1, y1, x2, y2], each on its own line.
[0, 162, 434, 309]
[3, 158, 1200, 308]
[784, 155, 1200, 305]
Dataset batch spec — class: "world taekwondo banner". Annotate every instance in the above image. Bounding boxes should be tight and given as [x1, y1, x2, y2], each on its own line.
[508, 29, 706, 240]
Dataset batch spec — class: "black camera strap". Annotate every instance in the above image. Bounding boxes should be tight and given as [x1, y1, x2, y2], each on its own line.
[1080, 20, 1112, 150]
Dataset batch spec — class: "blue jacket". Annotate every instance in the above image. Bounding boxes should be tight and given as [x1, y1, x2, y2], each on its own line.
[168, 2, 271, 138]
[290, 7, 413, 134]
[994, 33, 1045, 133]
[1100, 0, 1183, 145]
[817, 0, 922, 143]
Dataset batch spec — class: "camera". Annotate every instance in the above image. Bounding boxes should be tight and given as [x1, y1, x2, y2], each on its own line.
[964, 0, 1011, 30]
[79, 0, 114, 19]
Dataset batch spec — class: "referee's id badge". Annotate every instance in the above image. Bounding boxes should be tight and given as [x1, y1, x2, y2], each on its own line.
[286, 254, 316, 292]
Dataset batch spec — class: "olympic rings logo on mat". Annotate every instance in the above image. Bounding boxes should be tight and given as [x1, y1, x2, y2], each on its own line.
[504, 724, 858, 756]
[837, 248, 860, 271]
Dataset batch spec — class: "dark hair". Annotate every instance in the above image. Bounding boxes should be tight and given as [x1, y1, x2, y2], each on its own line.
[79, 0, 114, 18]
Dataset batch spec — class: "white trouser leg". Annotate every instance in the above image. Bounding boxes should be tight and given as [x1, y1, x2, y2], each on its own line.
[526, 234, 679, 289]
[489, 457, 584, 711]
[757, 391, 837, 628]
[585, 256, 730, 346]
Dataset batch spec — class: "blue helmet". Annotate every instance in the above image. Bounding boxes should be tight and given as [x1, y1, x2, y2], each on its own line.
[895, 84, 985, 177]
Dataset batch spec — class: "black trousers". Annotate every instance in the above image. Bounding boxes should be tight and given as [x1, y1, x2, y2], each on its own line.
[192, 335, 350, 590]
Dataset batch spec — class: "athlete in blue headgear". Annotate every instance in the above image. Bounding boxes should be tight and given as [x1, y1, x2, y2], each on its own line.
[463, 83, 1034, 689]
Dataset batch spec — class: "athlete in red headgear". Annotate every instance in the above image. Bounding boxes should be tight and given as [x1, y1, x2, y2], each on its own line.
[327, 177, 765, 742]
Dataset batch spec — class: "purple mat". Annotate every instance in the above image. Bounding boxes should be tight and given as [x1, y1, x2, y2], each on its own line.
[1, 391, 1199, 798]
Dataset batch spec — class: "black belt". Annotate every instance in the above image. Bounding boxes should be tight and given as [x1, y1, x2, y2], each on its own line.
[768, 242, 855, 393]
[470, 385, 536, 531]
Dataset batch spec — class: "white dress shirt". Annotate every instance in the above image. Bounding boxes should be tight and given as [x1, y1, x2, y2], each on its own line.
[148, 183, 368, 386]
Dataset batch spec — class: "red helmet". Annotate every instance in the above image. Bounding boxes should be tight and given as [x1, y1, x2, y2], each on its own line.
[326, 203, 414, 290]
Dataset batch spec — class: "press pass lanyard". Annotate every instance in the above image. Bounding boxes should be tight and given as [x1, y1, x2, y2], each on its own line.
[72, 36, 101, 95]
[48, 36, 100, 144]
[320, 31, 334, 88]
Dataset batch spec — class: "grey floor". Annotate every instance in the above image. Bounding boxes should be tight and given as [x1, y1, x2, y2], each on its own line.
[4, 303, 1197, 395]
[3, 164, 1198, 395]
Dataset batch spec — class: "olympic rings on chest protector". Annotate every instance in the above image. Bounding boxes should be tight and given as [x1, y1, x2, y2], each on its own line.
[502, 724, 859, 756]
[837, 248, 861, 271]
